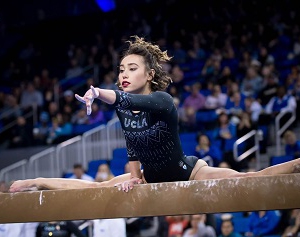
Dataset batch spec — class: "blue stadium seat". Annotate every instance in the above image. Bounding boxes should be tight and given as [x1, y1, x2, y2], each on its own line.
[181, 141, 197, 155]
[103, 110, 115, 121]
[62, 172, 73, 178]
[195, 110, 218, 130]
[72, 123, 102, 135]
[270, 155, 294, 166]
[179, 132, 198, 142]
[232, 216, 250, 234]
[110, 147, 128, 176]
[179, 132, 198, 155]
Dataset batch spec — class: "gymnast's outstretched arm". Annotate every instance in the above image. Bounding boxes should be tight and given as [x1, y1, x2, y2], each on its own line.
[9, 172, 136, 192]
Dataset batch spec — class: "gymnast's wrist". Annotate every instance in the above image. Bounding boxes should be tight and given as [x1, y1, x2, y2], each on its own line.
[130, 176, 144, 184]
[130, 176, 142, 180]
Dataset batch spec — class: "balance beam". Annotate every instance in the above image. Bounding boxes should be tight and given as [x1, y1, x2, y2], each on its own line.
[1, 174, 300, 223]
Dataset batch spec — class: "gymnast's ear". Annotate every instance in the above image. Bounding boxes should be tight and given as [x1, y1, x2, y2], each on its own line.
[148, 69, 155, 79]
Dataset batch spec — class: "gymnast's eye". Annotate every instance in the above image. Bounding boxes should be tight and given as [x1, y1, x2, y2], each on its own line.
[129, 67, 137, 71]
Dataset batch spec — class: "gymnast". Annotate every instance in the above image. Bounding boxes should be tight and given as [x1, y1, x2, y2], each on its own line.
[9, 36, 300, 193]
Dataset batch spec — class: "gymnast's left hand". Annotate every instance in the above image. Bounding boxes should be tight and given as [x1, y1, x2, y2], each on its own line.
[114, 177, 143, 193]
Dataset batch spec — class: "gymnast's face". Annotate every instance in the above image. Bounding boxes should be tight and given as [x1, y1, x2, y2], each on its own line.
[118, 54, 152, 94]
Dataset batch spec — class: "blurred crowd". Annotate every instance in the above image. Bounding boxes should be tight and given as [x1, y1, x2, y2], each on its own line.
[0, 1, 300, 151]
[1, 0, 300, 236]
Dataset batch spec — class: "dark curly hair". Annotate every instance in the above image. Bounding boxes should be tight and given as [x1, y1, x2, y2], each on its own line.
[116, 35, 173, 91]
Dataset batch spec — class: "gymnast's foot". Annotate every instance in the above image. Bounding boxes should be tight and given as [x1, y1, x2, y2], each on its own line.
[9, 180, 38, 193]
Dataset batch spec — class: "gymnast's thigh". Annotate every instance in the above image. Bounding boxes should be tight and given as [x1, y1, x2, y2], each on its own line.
[193, 162, 241, 180]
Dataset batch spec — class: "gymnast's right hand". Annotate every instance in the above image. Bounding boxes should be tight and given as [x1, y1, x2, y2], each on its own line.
[9, 179, 38, 193]
[114, 177, 143, 193]
[75, 85, 100, 115]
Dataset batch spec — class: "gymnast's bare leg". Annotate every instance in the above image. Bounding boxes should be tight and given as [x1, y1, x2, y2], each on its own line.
[192, 158, 300, 181]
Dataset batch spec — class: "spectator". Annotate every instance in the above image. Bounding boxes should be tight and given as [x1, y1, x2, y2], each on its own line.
[193, 133, 223, 167]
[183, 214, 216, 237]
[237, 50, 252, 77]
[47, 101, 60, 121]
[225, 81, 246, 100]
[201, 56, 222, 83]
[60, 90, 79, 115]
[225, 91, 245, 119]
[166, 215, 189, 237]
[187, 36, 206, 61]
[282, 209, 300, 237]
[33, 111, 51, 145]
[95, 163, 115, 182]
[215, 112, 238, 169]
[290, 76, 300, 123]
[236, 112, 255, 138]
[1, 94, 22, 121]
[264, 85, 297, 118]
[257, 46, 275, 68]
[244, 97, 263, 124]
[216, 112, 237, 152]
[88, 103, 106, 125]
[9, 116, 33, 148]
[47, 113, 73, 144]
[68, 163, 94, 181]
[76, 77, 96, 98]
[262, 85, 297, 136]
[182, 82, 206, 129]
[46, 116, 62, 144]
[217, 66, 236, 86]
[218, 217, 242, 237]
[256, 73, 279, 107]
[0, 222, 38, 237]
[39, 68, 53, 91]
[173, 96, 191, 133]
[240, 66, 263, 98]
[65, 58, 84, 79]
[168, 84, 182, 102]
[169, 64, 185, 93]
[43, 87, 55, 112]
[20, 82, 44, 111]
[92, 218, 126, 237]
[99, 71, 118, 90]
[235, 111, 256, 170]
[139, 216, 169, 237]
[169, 40, 187, 64]
[36, 221, 86, 237]
[245, 210, 281, 237]
[218, 161, 231, 169]
[204, 84, 228, 110]
[283, 130, 300, 158]
[71, 107, 90, 125]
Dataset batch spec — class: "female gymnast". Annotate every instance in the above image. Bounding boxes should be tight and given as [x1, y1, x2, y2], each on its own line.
[9, 36, 300, 193]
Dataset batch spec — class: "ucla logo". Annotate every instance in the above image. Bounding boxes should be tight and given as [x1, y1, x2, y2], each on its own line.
[178, 161, 187, 170]
[124, 118, 148, 129]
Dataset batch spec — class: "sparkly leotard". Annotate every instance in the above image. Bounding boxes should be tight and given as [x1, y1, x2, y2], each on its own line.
[112, 90, 198, 183]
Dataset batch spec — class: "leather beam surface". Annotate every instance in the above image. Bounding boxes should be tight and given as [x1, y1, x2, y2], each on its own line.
[1, 174, 300, 223]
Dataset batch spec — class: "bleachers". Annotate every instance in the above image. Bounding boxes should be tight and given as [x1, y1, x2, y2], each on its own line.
[270, 155, 294, 166]
[110, 147, 128, 176]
